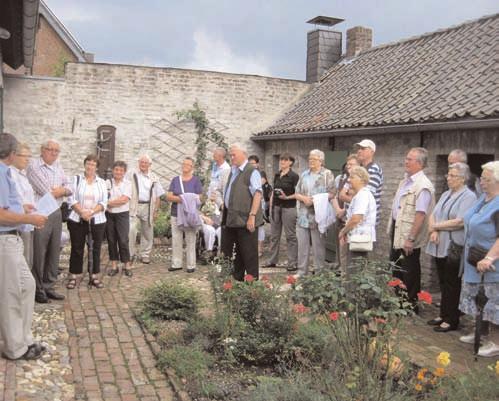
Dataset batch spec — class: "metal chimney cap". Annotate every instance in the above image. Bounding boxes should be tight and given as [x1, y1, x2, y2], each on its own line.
[306, 16, 345, 27]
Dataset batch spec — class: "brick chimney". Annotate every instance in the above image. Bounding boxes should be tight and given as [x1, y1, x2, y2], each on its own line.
[346, 26, 372, 58]
[306, 16, 344, 83]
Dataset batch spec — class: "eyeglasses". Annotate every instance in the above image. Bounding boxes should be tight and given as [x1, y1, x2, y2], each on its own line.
[308, 158, 320, 162]
[445, 174, 461, 179]
[16, 154, 31, 158]
[43, 147, 60, 153]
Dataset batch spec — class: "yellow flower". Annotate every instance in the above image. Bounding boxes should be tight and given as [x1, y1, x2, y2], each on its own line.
[434, 367, 445, 377]
[415, 383, 423, 392]
[417, 368, 428, 381]
[495, 361, 499, 376]
[436, 351, 450, 367]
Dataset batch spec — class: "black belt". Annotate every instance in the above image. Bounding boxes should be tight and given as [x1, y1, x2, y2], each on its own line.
[138, 201, 150, 204]
[0, 229, 20, 236]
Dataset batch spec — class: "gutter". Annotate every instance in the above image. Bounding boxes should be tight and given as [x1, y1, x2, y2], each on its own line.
[251, 118, 499, 141]
[23, 0, 40, 69]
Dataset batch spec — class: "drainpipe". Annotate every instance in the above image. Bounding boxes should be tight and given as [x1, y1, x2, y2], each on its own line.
[0, 27, 11, 133]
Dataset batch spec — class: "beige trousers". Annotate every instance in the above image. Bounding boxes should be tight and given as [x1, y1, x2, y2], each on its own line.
[0, 234, 35, 359]
[129, 203, 154, 259]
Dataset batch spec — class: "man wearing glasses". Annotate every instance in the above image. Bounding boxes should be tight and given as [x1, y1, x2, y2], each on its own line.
[27, 139, 70, 303]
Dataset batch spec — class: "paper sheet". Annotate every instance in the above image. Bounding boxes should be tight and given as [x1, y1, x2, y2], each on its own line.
[35, 193, 60, 217]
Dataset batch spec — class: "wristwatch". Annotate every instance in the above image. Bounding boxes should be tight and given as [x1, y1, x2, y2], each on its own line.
[484, 256, 494, 262]
[249, 213, 256, 217]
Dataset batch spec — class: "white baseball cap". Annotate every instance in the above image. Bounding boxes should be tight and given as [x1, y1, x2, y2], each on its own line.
[355, 139, 376, 152]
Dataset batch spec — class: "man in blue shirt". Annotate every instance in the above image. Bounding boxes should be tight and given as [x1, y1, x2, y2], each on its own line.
[0, 133, 48, 360]
[221, 143, 263, 280]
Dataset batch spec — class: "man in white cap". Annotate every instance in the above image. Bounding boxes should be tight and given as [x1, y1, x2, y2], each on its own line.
[355, 139, 383, 226]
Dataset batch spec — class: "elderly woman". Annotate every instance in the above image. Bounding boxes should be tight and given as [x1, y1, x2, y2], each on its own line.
[458, 161, 499, 357]
[106, 161, 133, 277]
[425, 163, 477, 332]
[338, 166, 377, 268]
[294, 149, 335, 277]
[9, 143, 35, 267]
[66, 155, 108, 289]
[166, 157, 203, 273]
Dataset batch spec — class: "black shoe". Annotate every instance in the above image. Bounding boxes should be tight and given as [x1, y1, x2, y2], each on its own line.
[45, 290, 65, 301]
[124, 269, 133, 277]
[168, 266, 182, 272]
[2, 345, 42, 361]
[35, 292, 49, 303]
[427, 317, 444, 326]
[286, 266, 298, 272]
[28, 342, 47, 354]
[107, 268, 119, 277]
[433, 323, 458, 333]
[263, 263, 276, 268]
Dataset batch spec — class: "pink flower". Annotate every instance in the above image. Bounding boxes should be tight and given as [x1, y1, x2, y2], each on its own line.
[329, 311, 340, 321]
[286, 275, 297, 285]
[293, 303, 309, 314]
[223, 281, 233, 291]
[388, 279, 403, 287]
[244, 274, 254, 282]
[417, 291, 432, 304]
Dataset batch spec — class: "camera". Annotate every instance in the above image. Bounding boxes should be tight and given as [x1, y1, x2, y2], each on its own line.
[274, 188, 284, 197]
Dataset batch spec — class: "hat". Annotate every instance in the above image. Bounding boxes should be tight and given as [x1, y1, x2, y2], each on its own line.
[355, 139, 376, 152]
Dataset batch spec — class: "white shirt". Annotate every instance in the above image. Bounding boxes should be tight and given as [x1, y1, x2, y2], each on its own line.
[347, 187, 377, 241]
[107, 178, 132, 213]
[9, 166, 35, 232]
[136, 171, 165, 202]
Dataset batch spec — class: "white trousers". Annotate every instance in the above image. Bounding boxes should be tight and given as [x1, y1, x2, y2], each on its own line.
[171, 216, 197, 269]
[202, 224, 221, 251]
[0, 235, 35, 359]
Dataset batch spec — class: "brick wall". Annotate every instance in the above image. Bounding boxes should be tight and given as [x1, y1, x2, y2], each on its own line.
[3, 62, 309, 184]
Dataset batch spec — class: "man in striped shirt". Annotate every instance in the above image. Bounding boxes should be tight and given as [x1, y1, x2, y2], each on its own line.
[355, 139, 383, 226]
[27, 139, 70, 303]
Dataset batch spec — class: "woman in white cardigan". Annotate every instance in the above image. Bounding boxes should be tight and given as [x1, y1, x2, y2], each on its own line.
[66, 154, 108, 289]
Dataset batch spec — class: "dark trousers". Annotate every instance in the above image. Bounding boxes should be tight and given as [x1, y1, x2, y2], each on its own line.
[221, 226, 259, 281]
[435, 256, 461, 327]
[68, 220, 106, 275]
[105, 211, 130, 263]
[390, 247, 421, 307]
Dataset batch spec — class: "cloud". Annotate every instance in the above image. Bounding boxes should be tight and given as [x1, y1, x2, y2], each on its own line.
[184, 29, 272, 76]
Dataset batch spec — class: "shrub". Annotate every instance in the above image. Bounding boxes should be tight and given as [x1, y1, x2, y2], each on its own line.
[157, 345, 214, 380]
[153, 200, 171, 238]
[286, 319, 332, 364]
[139, 280, 199, 321]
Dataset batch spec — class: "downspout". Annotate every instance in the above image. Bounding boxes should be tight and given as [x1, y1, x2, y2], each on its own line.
[0, 29, 10, 133]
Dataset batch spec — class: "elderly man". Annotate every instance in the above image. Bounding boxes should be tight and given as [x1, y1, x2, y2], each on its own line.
[221, 143, 263, 280]
[0, 133, 48, 360]
[388, 147, 435, 311]
[27, 139, 70, 303]
[355, 139, 384, 226]
[208, 147, 230, 206]
[128, 155, 165, 264]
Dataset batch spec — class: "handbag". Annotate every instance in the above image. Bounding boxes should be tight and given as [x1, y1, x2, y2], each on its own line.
[349, 233, 373, 252]
[60, 202, 71, 223]
[467, 245, 488, 267]
[447, 240, 463, 265]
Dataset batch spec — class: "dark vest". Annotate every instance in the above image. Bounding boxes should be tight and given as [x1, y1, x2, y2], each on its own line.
[224, 163, 264, 228]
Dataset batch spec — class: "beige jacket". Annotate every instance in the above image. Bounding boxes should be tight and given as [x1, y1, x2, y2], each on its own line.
[129, 171, 162, 225]
[388, 171, 435, 249]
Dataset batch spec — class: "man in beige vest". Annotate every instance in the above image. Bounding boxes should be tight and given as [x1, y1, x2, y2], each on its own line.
[388, 147, 435, 311]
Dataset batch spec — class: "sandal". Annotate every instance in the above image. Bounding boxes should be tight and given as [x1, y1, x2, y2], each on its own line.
[107, 268, 119, 277]
[124, 269, 133, 277]
[89, 277, 104, 289]
[66, 278, 77, 290]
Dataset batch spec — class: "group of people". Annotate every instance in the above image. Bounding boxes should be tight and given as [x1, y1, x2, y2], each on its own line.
[1, 130, 498, 360]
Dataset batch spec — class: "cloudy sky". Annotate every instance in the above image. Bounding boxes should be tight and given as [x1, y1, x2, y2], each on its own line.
[44, 0, 498, 80]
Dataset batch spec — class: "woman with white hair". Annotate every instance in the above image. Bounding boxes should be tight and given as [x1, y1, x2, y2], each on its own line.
[458, 161, 499, 357]
[425, 162, 476, 332]
[294, 149, 335, 277]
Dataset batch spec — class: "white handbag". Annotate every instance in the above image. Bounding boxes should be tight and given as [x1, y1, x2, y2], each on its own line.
[349, 233, 373, 252]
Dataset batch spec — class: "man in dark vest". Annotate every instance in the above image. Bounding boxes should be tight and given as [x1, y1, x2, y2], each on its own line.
[221, 143, 263, 280]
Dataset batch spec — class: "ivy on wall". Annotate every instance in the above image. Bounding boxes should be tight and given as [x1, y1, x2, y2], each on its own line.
[176, 102, 228, 185]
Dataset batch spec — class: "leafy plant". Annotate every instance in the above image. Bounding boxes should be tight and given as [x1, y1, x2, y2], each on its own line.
[139, 280, 199, 321]
[153, 200, 171, 238]
[157, 345, 214, 380]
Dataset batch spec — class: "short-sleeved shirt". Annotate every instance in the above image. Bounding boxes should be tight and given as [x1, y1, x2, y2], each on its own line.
[168, 176, 203, 217]
[224, 161, 262, 209]
[425, 187, 477, 258]
[365, 162, 383, 225]
[273, 169, 299, 208]
[107, 178, 132, 214]
[136, 171, 165, 202]
[392, 171, 432, 220]
[347, 187, 377, 242]
[0, 162, 23, 232]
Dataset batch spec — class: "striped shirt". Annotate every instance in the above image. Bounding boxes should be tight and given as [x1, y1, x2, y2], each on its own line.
[365, 162, 383, 225]
[26, 157, 69, 205]
[67, 175, 108, 224]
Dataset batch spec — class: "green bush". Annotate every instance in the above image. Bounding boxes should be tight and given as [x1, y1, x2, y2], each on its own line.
[286, 320, 332, 364]
[153, 200, 171, 238]
[139, 280, 199, 321]
[157, 345, 214, 380]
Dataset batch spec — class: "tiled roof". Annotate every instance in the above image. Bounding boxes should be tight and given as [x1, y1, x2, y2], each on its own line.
[256, 14, 499, 137]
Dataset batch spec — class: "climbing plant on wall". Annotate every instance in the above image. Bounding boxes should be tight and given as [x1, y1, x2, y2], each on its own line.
[176, 102, 228, 185]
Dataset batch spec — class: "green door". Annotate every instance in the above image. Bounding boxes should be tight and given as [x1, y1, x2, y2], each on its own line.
[324, 150, 348, 262]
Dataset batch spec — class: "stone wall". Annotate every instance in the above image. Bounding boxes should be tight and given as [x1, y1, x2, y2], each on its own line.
[261, 128, 499, 287]
[3, 62, 309, 182]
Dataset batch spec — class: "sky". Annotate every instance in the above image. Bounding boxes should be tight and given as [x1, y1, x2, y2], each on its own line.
[44, 0, 498, 81]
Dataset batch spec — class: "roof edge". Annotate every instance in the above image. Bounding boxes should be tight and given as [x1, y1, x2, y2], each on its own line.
[252, 118, 499, 141]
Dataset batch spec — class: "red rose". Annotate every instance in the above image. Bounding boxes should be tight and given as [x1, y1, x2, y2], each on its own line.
[244, 274, 254, 282]
[286, 275, 297, 285]
[388, 279, 403, 287]
[293, 303, 309, 314]
[223, 281, 233, 291]
[329, 311, 340, 321]
[417, 290, 432, 304]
